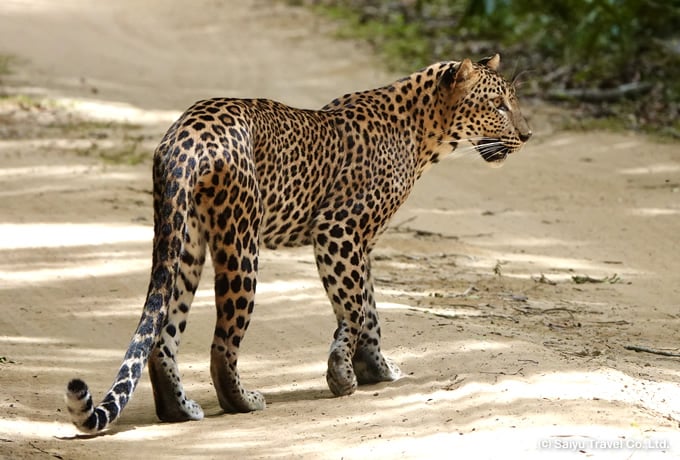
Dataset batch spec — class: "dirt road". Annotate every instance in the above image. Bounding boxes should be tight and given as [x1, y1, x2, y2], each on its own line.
[1, 1, 679, 458]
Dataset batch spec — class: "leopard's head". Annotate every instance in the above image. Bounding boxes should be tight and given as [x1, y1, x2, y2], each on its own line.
[436, 54, 531, 165]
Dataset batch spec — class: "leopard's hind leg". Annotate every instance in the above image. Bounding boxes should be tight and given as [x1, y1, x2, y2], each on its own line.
[147, 206, 207, 422]
[201, 148, 266, 413]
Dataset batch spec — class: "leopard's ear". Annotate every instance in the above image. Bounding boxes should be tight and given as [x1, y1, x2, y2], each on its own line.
[478, 53, 501, 71]
[454, 58, 475, 83]
[437, 66, 455, 90]
[438, 59, 480, 99]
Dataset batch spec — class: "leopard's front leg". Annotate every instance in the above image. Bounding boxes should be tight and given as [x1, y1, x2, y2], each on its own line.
[352, 259, 402, 385]
[313, 213, 400, 396]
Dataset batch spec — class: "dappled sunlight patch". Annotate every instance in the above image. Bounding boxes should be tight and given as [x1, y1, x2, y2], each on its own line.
[0, 138, 112, 152]
[0, 223, 151, 250]
[259, 245, 312, 261]
[463, 250, 642, 277]
[0, 163, 141, 184]
[5, 249, 145, 267]
[467, 252, 594, 272]
[55, 347, 132, 360]
[629, 208, 680, 217]
[3, 342, 139, 375]
[172, 431, 267, 452]
[0, 256, 148, 285]
[256, 279, 320, 296]
[167, 419, 336, 455]
[257, 368, 328, 396]
[7, 363, 114, 378]
[451, 340, 508, 353]
[0, 335, 63, 345]
[410, 207, 527, 218]
[372, 368, 680, 424]
[337, 425, 676, 459]
[474, 236, 583, 248]
[66, 98, 180, 125]
[0, 418, 76, 441]
[0, 164, 96, 178]
[181, 288, 214, 304]
[101, 423, 189, 442]
[193, 279, 323, 302]
[0, 166, 144, 198]
[165, 352, 328, 381]
[67, 298, 168, 319]
[249, 358, 326, 377]
[336, 430, 525, 459]
[51, 417, 192, 441]
[258, 291, 326, 306]
[618, 163, 680, 175]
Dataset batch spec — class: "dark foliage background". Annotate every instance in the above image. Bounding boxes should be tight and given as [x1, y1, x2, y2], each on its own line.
[298, 0, 680, 137]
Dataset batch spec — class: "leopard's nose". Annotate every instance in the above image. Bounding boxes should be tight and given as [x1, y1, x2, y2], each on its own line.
[519, 131, 532, 142]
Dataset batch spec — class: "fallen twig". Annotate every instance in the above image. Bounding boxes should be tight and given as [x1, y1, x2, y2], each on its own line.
[389, 217, 463, 240]
[443, 374, 465, 391]
[533, 274, 557, 285]
[480, 367, 524, 376]
[547, 81, 653, 102]
[586, 320, 630, 326]
[572, 274, 621, 284]
[624, 345, 680, 358]
[512, 306, 577, 317]
[407, 305, 518, 322]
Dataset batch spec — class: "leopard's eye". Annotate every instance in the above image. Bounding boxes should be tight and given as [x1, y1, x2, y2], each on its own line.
[492, 96, 509, 112]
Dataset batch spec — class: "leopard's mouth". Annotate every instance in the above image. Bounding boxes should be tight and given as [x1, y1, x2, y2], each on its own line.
[476, 138, 510, 164]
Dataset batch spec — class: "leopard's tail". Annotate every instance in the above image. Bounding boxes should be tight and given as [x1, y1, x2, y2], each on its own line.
[65, 148, 187, 433]
[64, 287, 168, 433]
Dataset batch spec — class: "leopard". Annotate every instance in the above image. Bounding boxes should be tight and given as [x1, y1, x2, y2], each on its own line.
[65, 54, 531, 433]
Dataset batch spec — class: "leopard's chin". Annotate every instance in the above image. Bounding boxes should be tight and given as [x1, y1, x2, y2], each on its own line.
[476, 138, 509, 165]
[487, 157, 506, 168]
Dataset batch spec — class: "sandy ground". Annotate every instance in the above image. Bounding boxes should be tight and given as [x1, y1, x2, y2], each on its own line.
[1, 0, 679, 459]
